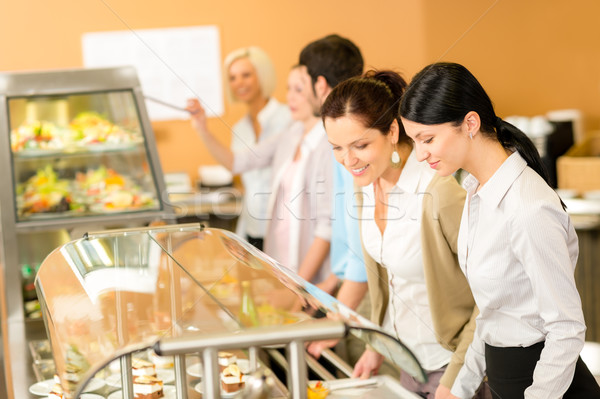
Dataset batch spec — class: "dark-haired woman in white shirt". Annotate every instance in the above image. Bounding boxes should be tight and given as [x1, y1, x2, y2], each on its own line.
[400, 62, 600, 399]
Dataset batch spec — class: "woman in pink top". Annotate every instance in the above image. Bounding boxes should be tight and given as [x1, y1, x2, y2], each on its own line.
[186, 66, 332, 284]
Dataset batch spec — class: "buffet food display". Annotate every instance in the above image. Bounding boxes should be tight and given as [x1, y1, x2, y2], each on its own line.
[16, 165, 157, 217]
[7, 86, 162, 222]
[34, 224, 424, 399]
[0, 67, 170, 399]
[11, 111, 142, 154]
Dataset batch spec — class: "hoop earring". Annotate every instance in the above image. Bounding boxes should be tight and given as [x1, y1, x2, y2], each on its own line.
[391, 148, 402, 168]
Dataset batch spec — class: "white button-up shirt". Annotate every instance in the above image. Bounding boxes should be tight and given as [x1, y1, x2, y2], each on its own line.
[362, 150, 453, 371]
[451, 152, 585, 399]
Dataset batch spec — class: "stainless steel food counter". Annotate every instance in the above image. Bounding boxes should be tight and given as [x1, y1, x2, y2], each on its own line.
[34, 224, 422, 399]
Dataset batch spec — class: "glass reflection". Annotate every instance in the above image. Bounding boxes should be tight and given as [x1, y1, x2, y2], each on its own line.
[35, 224, 425, 398]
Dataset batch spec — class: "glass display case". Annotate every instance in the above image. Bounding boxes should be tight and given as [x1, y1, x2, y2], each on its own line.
[2, 67, 166, 228]
[35, 224, 424, 399]
[0, 66, 173, 399]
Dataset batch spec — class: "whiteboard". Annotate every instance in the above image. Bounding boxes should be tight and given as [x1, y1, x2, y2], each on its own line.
[82, 25, 223, 121]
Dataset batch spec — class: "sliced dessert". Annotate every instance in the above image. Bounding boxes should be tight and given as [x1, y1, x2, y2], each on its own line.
[220, 363, 247, 393]
[218, 351, 237, 372]
[133, 374, 164, 399]
[132, 358, 157, 378]
[48, 375, 64, 399]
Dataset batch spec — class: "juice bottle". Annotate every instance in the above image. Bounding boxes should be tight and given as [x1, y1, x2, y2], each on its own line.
[239, 280, 259, 327]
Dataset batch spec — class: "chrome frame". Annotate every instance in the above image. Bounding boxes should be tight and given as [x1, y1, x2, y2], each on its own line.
[153, 320, 347, 399]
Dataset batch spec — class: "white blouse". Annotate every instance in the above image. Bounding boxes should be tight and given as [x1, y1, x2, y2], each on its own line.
[230, 98, 291, 238]
[451, 152, 585, 399]
[362, 150, 453, 371]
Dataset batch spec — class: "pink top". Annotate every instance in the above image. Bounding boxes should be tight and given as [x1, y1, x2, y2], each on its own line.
[270, 159, 301, 269]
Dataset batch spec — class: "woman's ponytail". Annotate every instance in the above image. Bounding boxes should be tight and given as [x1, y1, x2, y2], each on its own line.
[497, 118, 565, 209]
[496, 118, 550, 184]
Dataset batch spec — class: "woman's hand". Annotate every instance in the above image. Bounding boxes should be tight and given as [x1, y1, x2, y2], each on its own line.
[434, 384, 460, 399]
[352, 349, 384, 379]
[186, 98, 208, 135]
[435, 384, 460, 399]
[306, 311, 342, 358]
[184, 98, 234, 170]
[307, 339, 339, 359]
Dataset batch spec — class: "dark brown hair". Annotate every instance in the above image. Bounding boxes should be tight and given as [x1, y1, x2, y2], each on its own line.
[299, 34, 364, 90]
[321, 70, 409, 144]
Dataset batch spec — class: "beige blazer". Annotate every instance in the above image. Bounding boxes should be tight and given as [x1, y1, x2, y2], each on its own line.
[356, 173, 477, 389]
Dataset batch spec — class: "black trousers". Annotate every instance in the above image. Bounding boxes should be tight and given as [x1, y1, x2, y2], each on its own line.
[246, 235, 264, 251]
[485, 341, 600, 398]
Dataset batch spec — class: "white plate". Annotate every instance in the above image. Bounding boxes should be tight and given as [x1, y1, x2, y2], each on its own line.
[85, 141, 141, 153]
[325, 378, 379, 396]
[326, 378, 379, 391]
[108, 385, 177, 399]
[28, 379, 106, 396]
[15, 148, 64, 158]
[105, 369, 175, 387]
[28, 379, 54, 396]
[88, 200, 158, 214]
[80, 395, 105, 399]
[187, 362, 203, 378]
[194, 381, 240, 398]
[187, 358, 256, 378]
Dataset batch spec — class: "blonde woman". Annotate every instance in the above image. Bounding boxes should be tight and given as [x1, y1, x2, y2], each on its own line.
[221, 47, 291, 250]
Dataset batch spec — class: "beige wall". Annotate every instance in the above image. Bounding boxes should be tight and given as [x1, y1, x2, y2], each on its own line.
[423, 1, 600, 129]
[1, 1, 598, 180]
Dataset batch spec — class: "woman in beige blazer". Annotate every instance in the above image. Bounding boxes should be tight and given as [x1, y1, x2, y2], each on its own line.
[321, 70, 489, 399]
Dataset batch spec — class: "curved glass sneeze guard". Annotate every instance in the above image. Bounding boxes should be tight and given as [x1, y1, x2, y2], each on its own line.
[35, 224, 425, 398]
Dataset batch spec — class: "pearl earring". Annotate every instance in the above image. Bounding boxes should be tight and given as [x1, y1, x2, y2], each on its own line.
[391, 149, 402, 168]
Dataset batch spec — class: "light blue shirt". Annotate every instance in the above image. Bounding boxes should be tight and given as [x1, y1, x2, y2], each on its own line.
[330, 156, 367, 282]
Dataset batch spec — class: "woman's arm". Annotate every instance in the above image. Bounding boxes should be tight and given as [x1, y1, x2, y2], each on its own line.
[297, 139, 333, 283]
[187, 98, 282, 173]
[512, 201, 585, 397]
[186, 99, 234, 170]
[306, 279, 368, 359]
[423, 176, 484, 393]
[450, 331, 487, 398]
[336, 280, 368, 310]
[297, 237, 330, 283]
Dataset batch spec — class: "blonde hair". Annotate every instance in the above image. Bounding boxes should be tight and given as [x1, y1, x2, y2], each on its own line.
[223, 46, 276, 103]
